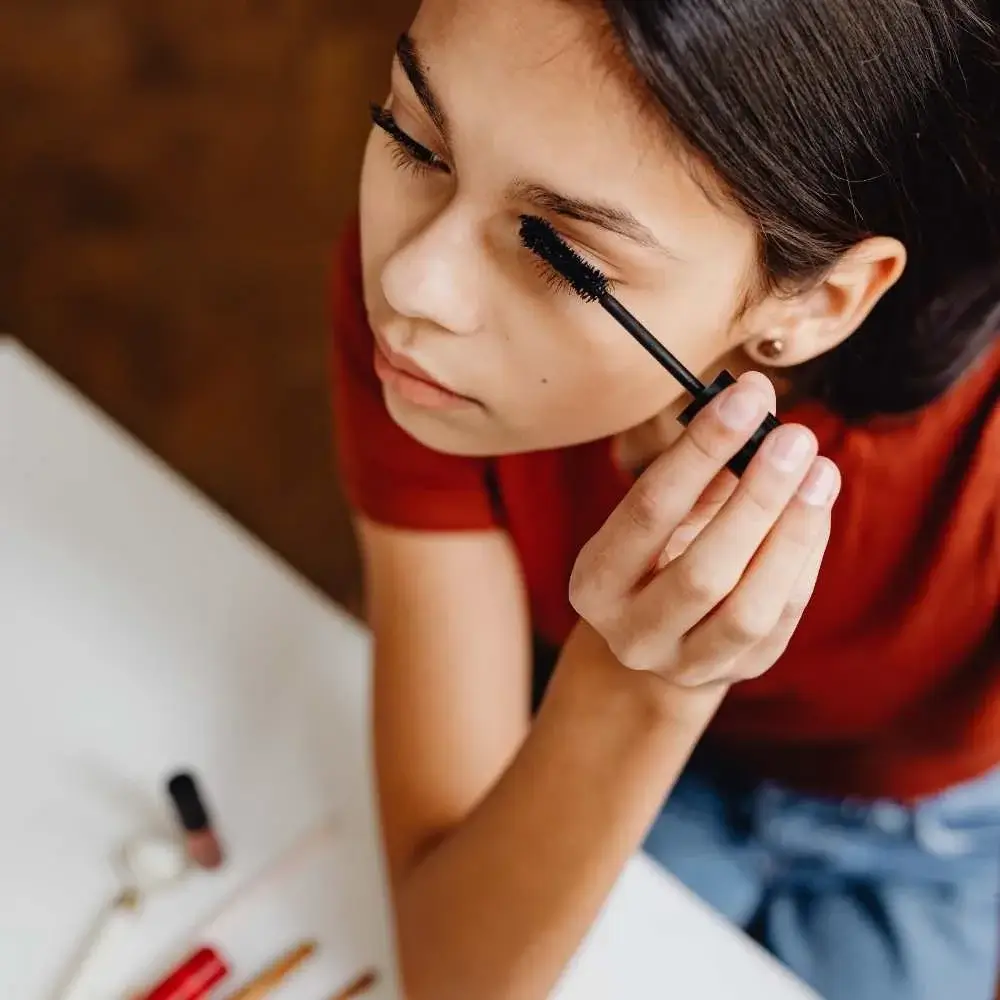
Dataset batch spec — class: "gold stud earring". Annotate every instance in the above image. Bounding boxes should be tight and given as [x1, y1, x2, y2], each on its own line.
[756, 338, 786, 361]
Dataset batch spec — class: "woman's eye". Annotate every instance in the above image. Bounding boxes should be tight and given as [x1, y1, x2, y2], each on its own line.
[369, 104, 450, 177]
[523, 230, 619, 300]
[529, 254, 578, 297]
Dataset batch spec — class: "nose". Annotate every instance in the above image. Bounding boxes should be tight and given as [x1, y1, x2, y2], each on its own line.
[379, 209, 483, 337]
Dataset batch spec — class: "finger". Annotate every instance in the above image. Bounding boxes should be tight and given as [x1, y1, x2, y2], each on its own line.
[570, 374, 774, 616]
[658, 469, 738, 566]
[659, 523, 705, 566]
[633, 423, 820, 643]
[625, 452, 835, 676]
[615, 370, 775, 477]
[739, 520, 832, 677]
[684, 520, 832, 687]
[697, 462, 744, 507]
[671, 460, 839, 685]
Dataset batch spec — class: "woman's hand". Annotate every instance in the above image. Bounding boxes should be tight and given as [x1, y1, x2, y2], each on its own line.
[571, 372, 840, 689]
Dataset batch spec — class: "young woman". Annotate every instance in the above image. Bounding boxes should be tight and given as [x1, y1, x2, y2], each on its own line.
[331, 2, 1000, 998]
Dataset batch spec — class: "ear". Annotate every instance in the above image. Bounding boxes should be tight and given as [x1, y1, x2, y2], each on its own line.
[740, 237, 907, 368]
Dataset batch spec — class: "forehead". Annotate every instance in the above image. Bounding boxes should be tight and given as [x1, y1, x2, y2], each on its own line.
[411, 0, 645, 153]
[413, 0, 627, 111]
[408, 0, 745, 253]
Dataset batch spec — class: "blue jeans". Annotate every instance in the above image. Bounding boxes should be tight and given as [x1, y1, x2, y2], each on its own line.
[644, 754, 1000, 1000]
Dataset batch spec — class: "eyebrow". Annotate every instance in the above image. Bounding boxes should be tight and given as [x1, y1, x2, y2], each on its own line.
[395, 33, 449, 141]
[395, 34, 670, 258]
[511, 182, 672, 255]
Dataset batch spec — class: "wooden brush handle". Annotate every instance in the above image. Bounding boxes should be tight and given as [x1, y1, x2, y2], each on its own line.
[224, 940, 318, 1000]
[327, 969, 379, 1000]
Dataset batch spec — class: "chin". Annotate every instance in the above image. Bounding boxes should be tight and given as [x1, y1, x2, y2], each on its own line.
[384, 392, 628, 458]
[383, 392, 511, 457]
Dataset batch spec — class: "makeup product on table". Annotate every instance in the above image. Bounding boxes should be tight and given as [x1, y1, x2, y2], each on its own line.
[519, 214, 781, 476]
[222, 940, 318, 1000]
[137, 946, 230, 1000]
[326, 968, 379, 1000]
[167, 771, 225, 870]
[124, 823, 335, 1000]
[52, 889, 140, 1000]
[122, 835, 191, 890]
[53, 836, 190, 1000]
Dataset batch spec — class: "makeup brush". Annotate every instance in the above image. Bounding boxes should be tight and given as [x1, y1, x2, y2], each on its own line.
[519, 214, 781, 476]
[326, 969, 379, 1000]
[222, 940, 318, 1000]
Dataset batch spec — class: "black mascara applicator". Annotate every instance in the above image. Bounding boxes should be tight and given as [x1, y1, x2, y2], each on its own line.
[519, 215, 780, 476]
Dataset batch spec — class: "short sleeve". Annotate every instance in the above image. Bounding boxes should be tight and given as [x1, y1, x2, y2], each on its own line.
[329, 218, 498, 531]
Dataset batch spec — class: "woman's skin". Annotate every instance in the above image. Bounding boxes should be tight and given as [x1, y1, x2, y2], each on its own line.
[353, 1, 907, 998]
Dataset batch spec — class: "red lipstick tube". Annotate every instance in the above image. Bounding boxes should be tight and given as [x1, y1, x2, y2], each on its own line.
[138, 946, 229, 1000]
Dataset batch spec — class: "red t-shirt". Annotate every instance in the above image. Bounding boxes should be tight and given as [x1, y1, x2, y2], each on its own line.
[331, 219, 1000, 801]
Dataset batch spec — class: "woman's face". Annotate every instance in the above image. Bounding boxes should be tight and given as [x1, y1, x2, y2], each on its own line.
[359, 0, 760, 457]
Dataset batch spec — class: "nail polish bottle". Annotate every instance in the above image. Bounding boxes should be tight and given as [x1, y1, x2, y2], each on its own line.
[166, 771, 225, 871]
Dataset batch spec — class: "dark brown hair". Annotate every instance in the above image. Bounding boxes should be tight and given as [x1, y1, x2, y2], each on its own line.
[605, 0, 1000, 418]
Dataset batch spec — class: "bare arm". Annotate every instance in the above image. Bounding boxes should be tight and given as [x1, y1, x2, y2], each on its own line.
[362, 373, 837, 1000]
[362, 520, 722, 1000]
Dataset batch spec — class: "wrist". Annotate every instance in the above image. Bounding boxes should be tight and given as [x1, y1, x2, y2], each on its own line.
[557, 620, 728, 737]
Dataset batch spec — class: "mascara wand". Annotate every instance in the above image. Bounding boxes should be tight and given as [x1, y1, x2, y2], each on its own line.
[519, 215, 780, 476]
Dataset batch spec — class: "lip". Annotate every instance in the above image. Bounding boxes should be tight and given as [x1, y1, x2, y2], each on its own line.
[375, 335, 455, 390]
[372, 336, 477, 411]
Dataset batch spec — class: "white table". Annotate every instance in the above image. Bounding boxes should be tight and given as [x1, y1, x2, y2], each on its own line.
[0, 339, 816, 1000]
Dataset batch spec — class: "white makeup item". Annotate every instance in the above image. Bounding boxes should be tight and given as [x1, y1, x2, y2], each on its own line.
[53, 836, 190, 1000]
[120, 837, 190, 895]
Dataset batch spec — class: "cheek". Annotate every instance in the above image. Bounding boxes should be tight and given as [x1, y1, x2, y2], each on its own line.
[496, 285, 740, 444]
[498, 332, 687, 444]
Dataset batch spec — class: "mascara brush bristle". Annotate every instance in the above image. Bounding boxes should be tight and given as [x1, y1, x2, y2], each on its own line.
[518, 215, 610, 303]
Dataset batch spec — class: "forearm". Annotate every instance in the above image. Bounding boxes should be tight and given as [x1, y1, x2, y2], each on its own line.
[393, 624, 727, 1000]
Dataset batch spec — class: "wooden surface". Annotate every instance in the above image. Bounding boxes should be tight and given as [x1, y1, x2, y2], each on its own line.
[0, 0, 416, 611]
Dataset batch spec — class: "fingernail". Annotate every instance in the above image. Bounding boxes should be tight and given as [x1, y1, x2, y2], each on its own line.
[798, 459, 839, 506]
[761, 426, 814, 471]
[717, 387, 763, 431]
[664, 524, 700, 560]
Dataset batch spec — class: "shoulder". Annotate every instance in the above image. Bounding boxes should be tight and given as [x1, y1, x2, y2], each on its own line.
[801, 334, 1000, 579]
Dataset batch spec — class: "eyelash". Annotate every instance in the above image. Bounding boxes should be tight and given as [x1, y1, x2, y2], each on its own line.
[527, 239, 619, 299]
[369, 104, 612, 299]
[530, 257, 576, 296]
[532, 259, 618, 301]
[369, 103, 450, 176]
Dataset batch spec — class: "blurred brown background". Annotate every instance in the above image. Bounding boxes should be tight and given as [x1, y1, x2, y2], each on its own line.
[0, 0, 415, 614]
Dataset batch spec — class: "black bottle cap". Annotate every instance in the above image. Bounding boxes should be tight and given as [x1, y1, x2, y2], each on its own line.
[678, 369, 783, 477]
[166, 771, 211, 832]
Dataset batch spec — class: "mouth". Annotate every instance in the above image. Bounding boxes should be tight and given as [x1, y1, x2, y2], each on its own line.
[372, 336, 478, 411]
